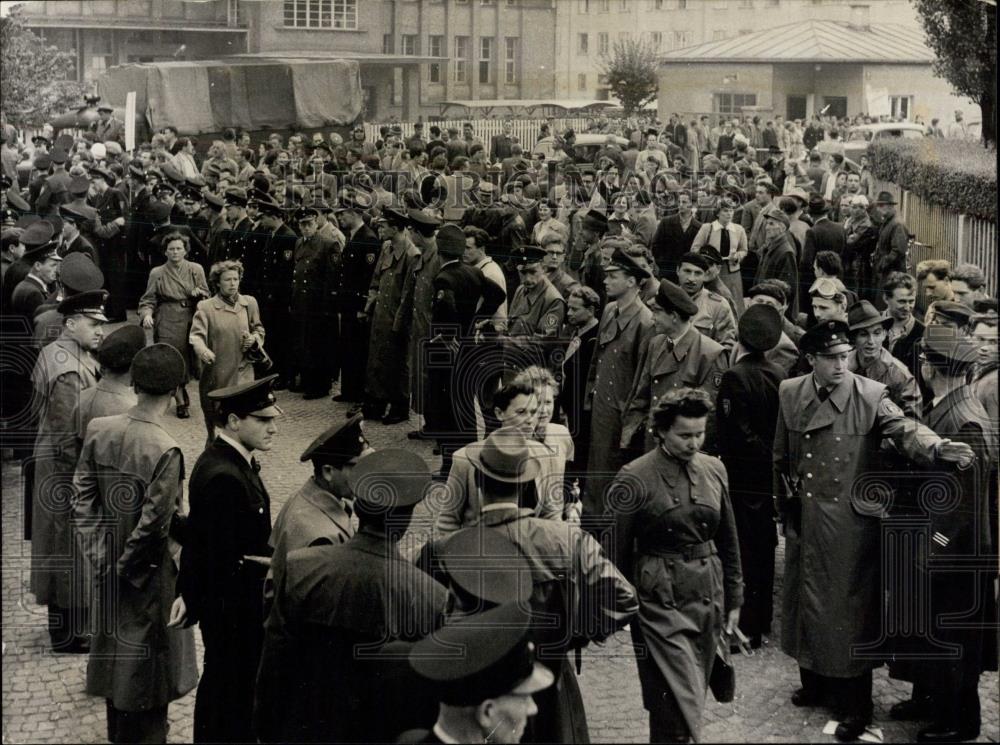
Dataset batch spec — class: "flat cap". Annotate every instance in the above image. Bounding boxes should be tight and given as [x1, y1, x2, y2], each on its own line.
[874, 191, 897, 205]
[786, 186, 811, 205]
[847, 300, 893, 333]
[928, 300, 975, 328]
[434, 528, 533, 608]
[347, 448, 432, 510]
[436, 223, 466, 258]
[300, 413, 368, 466]
[678, 251, 710, 272]
[409, 603, 553, 707]
[57, 289, 108, 321]
[95, 324, 146, 371]
[131, 343, 187, 393]
[656, 279, 698, 317]
[763, 210, 791, 227]
[800, 320, 853, 356]
[738, 303, 782, 352]
[208, 374, 283, 418]
[58, 252, 104, 294]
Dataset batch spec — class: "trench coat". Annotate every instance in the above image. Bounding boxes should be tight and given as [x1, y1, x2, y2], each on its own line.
[399, 242, 442, 413]
[773, 371, 943, 678]
[584, 295, 655, 518]
[189, 294, 265, 418]
[177, 437, 273, 744]
[72, 409, 198, 711]
[424, 506, 637, 744]
[290, 232, 341, 387]
[253, 529, 448, 744]
[139, 259, 210, 380]
[30, 336, 99, 608]
[611, 448, 744, 742]
[621, 326, 727, 454]
[366, 239, 417, 403]
[753, 234, 800, 322]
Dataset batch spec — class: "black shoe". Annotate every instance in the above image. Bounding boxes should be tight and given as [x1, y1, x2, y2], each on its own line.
[176, 405, 190, 419]
[834, 719, 869, 742]
[890, 698, 933, 722]
[332, 394, 358, 403]
[382, 411, 410, 426]
[302, 391, 327, 400]
[791, 688, 822, 707]
[916, 725, 980, 743]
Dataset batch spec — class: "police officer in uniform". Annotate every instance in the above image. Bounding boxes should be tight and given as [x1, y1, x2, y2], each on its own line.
[677, 251, 737, 352]
[289, 206, 341, 399]
[267, 413, 373, 599]
[88, 165, 129, 321]
[253, 449, 447, 744]
[716, 304, 786, 647]
[335, 194, 380, 404]
[773, 321, 976, 742]
[505, 244, 566, 373]
[73, 344, 198, 744]
[622, 278, 728, 454]
[216, 188, 253, 265]
[177, 375, 282, 744]
[399, 603, 556, 744]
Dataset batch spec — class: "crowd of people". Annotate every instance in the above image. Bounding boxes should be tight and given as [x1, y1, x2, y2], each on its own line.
[0, 105, 997, 745]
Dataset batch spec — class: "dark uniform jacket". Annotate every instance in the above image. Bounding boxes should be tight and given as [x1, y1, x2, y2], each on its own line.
[216, 216, 254, 265]
[61, 233, 98, 265]
[650, 215, 702, 278]
[340, 223, 381, 315]
[253, 529, 448, 744]
[506, 276, 566, 370]
[874, 214, 909, 278]
[10, 274, 50, 324]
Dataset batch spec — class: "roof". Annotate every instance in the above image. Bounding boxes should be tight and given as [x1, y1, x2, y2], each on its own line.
[660, 20, 934, 64]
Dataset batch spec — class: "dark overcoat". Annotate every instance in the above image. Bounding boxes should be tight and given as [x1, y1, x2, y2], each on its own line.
[366, 239, 416, 403]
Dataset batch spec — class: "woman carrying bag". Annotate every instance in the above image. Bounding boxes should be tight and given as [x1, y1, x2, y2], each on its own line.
[691, 198, 749, 317]
[139, 231, 210, 418]
[188, 260, 266, 441]
[609, 388, 744, 743]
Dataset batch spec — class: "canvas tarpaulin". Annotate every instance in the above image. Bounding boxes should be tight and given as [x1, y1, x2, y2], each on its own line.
[97, 60, 362, 134]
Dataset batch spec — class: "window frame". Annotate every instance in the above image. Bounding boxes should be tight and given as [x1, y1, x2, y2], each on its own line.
[454, 35, 469, 82]
[504, 36, 518, 84]
[282, 0, 358, 30]
[429, 35, 443, 83]
[479, 36, 492, 84]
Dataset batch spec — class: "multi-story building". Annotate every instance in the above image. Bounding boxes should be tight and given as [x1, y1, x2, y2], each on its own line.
[553, 0, 922, 99]
[16, 0, 249, 82]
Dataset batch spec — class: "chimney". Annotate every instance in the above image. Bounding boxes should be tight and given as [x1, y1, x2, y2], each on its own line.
[848, 4, 871, 31]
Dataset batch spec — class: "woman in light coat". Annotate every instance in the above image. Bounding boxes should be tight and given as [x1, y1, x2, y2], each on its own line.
[188, 260, 265, 440]
[691, 200, 749, 315]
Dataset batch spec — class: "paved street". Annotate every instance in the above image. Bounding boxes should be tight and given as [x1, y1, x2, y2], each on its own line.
[2, 375, 997, 744]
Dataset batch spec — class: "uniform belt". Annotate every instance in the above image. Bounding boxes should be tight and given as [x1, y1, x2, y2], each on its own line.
[160, 298, 191, 308]
[641, 541, 716, 561]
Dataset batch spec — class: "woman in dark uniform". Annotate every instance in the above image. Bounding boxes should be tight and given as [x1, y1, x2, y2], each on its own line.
[609, 388, 744, 743]
[138, 231, 209, 417]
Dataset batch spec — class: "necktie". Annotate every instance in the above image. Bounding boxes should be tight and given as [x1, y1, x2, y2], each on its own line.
[251, 457, 261, 474]
[817, 387, 831, 402]
[719, 226, 731, 258]
[663, 336, 675, 353]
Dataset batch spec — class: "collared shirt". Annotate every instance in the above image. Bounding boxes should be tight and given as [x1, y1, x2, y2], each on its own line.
[216, 431, 254, 466]
[886, 314, 915, 350]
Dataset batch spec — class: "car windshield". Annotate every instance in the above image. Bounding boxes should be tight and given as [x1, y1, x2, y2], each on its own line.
[847, 129, 875, 142]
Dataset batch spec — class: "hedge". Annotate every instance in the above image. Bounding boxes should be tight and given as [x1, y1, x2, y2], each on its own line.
[866, 138, 997, 221]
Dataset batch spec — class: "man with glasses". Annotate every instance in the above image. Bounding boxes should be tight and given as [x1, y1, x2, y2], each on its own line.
[540, 233, 578, 299]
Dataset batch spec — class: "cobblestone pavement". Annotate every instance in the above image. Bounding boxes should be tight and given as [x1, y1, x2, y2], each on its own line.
[2, 370, 997, 743]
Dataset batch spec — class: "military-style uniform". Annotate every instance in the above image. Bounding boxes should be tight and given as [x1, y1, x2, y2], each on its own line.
[547, 267, 580, 299]
[338, 222, 380, 401]
[245, 220, 297, 384]
[622, 325, 728, 454]
[91, 186, 129, 321]
[506, 275, 566, 372]
[365, 237, 416, 416]
[690, 287, 737, 350]
[399, 241, 442, 416]
[584, 293, 655, 521]
[611, 448, 744, 742]
[289, 230, 341, 396]
[848, 347, 921, 419]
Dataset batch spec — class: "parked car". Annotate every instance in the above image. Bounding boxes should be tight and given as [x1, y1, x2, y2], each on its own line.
[843, 122, 925, 160]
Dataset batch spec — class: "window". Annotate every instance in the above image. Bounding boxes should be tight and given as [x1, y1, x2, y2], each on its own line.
[714, 92, 757, 115]
[673, 29, 692, 46]
[578, 32, 589, 54]
[578, 73, 588, 91]
[504, 37, 518, 83]
[282, 0, 358, 29]
[454, 35, 469, 82]
[429, 35, 443, 82]
[598, 31, 609, 55]
[382, 34, 394, 53]
[579, 0, 590, 11]
[889, 95, 913, 120]
[712, 29, 728, 40]
[479, 37, 492, 84]
[402, 34, 417, 55]
[649, 31, 662, 49]
[600, 0, 610, 11]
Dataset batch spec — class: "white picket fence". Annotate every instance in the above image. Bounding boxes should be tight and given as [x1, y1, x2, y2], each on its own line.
[874, 180, 997, 295]
[363, 117, 594, 153]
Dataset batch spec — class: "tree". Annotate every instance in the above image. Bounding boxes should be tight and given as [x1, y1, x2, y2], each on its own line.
[598, 37, 659, 116]
[1, 6, 87, 128]
[913, 0, 997, 147]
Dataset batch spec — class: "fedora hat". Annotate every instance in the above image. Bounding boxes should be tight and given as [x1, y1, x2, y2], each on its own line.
[847, 300, 893, 333]
[466, 431, 540, 484]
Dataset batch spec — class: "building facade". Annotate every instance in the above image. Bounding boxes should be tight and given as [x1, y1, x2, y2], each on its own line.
[553, 0, 921, 99]
[17, 0, 249, 82]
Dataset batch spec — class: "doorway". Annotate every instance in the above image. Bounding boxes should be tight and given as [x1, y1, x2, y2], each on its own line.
[821, 96, 848, 119]
[787, 95, 807, 120]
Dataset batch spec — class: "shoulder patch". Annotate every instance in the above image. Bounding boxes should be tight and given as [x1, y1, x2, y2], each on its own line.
[879, 398, 905, 418]
[366, 253, 376, 264]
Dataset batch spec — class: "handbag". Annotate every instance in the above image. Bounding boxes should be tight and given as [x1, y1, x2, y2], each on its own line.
[242, 304, 273, 376]
[709, 628, 753, 703]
